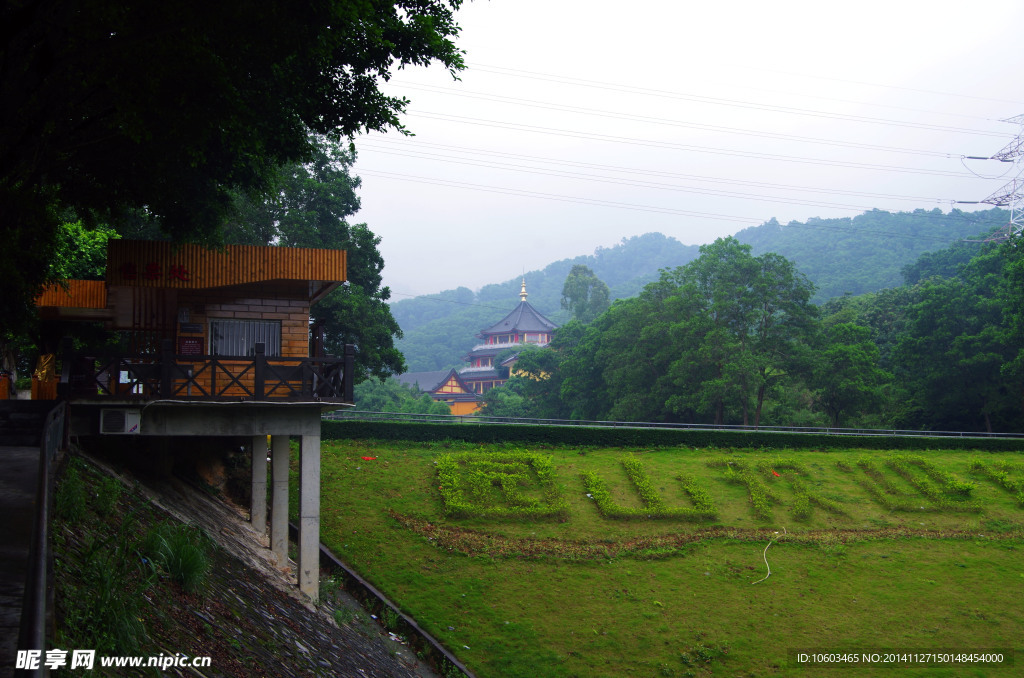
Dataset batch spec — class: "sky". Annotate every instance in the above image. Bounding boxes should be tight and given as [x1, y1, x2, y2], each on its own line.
[350, 0, 1024, 300]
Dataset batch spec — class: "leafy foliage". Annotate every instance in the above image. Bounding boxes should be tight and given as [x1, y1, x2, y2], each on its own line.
[735, 209, 1008, 302]
[224, 136, 404, 382]
[560, 264, 611, 323]
[582, 457, 716, 520]
[354, 377, 451, 415]
[1, 0, 464, 335]
[435, 450, 569, 520]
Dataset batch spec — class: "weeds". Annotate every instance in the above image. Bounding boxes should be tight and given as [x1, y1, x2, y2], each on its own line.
[141, 521, 213, 594]
[55, 459, 88, 523]
[94, 475, 123, 516]
[57, 515, 153, 655]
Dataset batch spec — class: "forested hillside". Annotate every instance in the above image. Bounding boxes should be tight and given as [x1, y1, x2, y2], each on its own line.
[482, 232, 1024, 433]
[394, 208, 1008, 372]
[735, 208, 1007, 302]
[393, 233, 700, 371]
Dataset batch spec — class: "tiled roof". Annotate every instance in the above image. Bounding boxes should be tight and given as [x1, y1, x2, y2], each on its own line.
[459, 367, 500, 381]
[478, 300, 557, 337]
[394, 370, 452, 392]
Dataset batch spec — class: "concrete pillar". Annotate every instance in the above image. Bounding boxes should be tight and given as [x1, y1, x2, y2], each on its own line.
[270, 435, 289, 568]
[298, 433, 320, 602]
[250, 435, 267, 536]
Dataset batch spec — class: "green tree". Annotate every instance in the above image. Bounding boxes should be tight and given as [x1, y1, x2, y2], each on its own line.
[667, 238, 816, 426]
[814, 323, 890, 427]
[560, 264, 611, 324]
[1, 0, 464, 332]
[353, 378, 450, 415]
[894, 246, 1019, 432]
[224, 137, 404, 382]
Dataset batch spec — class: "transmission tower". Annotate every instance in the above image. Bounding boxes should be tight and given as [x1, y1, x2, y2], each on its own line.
[976, 114, 1024, 241]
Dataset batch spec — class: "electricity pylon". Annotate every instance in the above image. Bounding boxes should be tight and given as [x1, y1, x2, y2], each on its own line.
[979, 114, 1024, 241]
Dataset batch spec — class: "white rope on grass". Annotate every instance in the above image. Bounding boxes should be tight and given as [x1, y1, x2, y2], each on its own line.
[751, 527, 787, 585]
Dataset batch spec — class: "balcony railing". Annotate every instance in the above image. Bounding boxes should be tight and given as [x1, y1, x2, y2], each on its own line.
[59, 339, 354, 403]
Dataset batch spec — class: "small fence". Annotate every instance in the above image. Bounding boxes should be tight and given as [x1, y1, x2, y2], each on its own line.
[322, 410, 1024, 440]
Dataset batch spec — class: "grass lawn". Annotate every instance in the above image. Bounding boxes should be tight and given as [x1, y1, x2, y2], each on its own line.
[297, 441, 1024, 677]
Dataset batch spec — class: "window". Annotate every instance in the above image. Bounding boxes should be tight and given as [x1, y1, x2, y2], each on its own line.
[209, 319, 281, 356]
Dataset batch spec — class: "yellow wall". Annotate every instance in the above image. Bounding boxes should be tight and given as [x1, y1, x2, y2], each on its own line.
[449, 400, 481, 416]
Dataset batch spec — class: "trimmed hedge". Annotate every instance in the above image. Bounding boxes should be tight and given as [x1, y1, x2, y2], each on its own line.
[321, 420, 1024, 452]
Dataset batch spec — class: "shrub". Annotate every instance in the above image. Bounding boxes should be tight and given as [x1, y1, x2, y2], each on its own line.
[436, 450, 569, 521]
[583, 459, 716, 521]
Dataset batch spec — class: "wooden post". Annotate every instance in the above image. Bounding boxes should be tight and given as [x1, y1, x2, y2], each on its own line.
[254, 342, 265, 400]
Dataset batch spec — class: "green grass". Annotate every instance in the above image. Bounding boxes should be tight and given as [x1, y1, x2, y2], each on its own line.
[301, 442, 1024, 677]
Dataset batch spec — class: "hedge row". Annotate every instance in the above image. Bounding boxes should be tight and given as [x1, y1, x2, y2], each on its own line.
[320, 420, 1024, 452]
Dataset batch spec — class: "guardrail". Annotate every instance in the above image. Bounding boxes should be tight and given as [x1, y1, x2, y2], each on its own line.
[60, 338, 355, 403]
[17, 401, 65, 678]
[322, 410, 1024, 440]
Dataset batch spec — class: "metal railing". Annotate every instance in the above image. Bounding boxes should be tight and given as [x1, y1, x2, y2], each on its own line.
[60, 339, 355, 403]
[17, 401, 65, 677]
[322, 410, 1024, 439]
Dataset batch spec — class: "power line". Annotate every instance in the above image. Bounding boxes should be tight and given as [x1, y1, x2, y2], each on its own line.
[359, 137, 954, 201]
[356, 168, 762, 223]
[392, 82, 984, 156]
[457, 64, 1015, 138]
[357, 143, 954, 213]
[357, 167, 1001, 243]
[469, 61, 1024, 115]
[405, 111, 987, 178]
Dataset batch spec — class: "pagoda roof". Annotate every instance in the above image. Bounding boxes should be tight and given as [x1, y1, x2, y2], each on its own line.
[396, 368, 478, 400]
[395, 370, 457, 392]
[478, 299, 558, 337]
[459, 366, 501, 381]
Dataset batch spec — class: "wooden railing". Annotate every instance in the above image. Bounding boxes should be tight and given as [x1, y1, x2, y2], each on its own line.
[60, 339, 354, 403]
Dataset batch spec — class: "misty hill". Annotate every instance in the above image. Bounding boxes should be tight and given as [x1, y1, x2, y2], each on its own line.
[392, 233, 701, 371]
[393, 208, 1008, 372]
[735, 208, 1008, 302]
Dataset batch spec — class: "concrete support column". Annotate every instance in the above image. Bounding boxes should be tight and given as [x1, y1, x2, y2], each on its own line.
[298, 433, 320, 602]
[270, 435, 289, 568]
[250, 435, 267, 536]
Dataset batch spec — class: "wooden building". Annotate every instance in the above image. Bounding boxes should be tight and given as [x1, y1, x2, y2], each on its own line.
[30, 239, 355, 602]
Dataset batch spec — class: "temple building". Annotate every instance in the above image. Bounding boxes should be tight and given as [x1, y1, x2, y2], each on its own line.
[398, 280, 558, 414]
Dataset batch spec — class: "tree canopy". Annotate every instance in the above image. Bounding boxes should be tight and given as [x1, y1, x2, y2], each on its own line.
[223, 137, 405, 383]
[560, 264, 610, 324]
[0, 0, 464, 330]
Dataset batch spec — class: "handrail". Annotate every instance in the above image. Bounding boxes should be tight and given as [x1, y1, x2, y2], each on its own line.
[323, 410, 1024, 440]
[60, 339, 355, 403]
[17, 401, 65, 677]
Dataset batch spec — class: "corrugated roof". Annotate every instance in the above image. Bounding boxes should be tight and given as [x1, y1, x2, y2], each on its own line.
[106, 240, 346, 289]
[35, 280, 107, 309]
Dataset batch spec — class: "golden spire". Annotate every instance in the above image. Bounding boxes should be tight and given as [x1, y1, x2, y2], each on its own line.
[520, 277, 528, 301]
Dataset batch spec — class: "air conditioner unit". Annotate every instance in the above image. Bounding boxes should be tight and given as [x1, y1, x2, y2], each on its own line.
[100, 408, 142, 435]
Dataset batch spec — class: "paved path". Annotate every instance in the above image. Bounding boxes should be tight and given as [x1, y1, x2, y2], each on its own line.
[0, 446, 41, 678]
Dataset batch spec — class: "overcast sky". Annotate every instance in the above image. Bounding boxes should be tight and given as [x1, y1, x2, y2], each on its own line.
[350, 0, 1024, 300]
